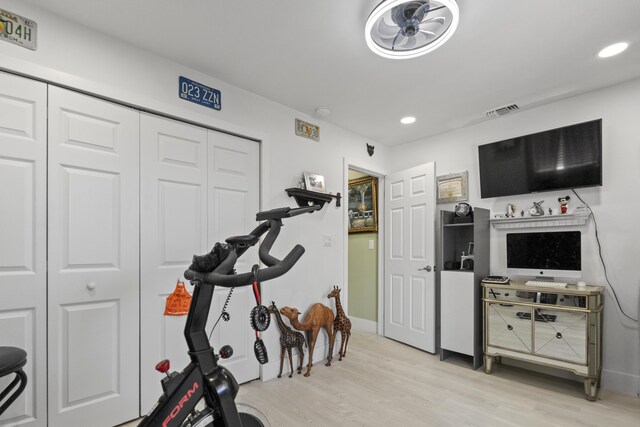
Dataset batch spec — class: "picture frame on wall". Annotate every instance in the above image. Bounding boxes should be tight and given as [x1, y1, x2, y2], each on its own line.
[348, 176, 378, 233]
[436, 171, 468, 204]
[303, 172, 326, 193]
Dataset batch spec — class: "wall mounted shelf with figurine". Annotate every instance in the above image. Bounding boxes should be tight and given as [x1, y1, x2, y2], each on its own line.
[490, 212, 590, 230]
[285, 187, 341, 209]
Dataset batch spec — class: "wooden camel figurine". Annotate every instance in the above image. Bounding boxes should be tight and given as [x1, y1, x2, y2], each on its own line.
[268, 302, 306, 378]
[280, 303, 334, 377]
[328, 286, 351, 361]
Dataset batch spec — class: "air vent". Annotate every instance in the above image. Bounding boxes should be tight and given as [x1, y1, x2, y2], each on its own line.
[485, 104, 520, 118]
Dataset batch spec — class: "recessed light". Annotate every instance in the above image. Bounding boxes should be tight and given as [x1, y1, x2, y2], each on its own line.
[400, 116, 416, 124]
[598, 42, 628, 58]
[315, 107, 331, 117]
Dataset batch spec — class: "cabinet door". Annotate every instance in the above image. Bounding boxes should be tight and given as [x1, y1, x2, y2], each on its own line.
[441, 271, 474, 355]
[139, 113, 208, 413]
[0, 72, 47, 426]
[534, 308, 587, 364]
[48, 87, 140, 426]
[486, 303, 532, 353]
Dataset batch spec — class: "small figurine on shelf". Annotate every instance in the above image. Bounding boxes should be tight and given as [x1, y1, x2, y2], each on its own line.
[506, 203, 516, 218]
[520, 210, 525, 217]
[558, 195, 570, 214]
[528, 200, 545, 216]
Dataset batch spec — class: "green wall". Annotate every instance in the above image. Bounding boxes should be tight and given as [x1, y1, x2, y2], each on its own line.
[348, 232, 378, 321]
[347, 169, 378, 322]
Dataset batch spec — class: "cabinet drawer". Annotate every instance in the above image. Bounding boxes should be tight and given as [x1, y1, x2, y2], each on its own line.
[485, 287, 587, 309]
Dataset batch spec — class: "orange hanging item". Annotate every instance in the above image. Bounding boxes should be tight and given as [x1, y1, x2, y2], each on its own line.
[164, 279, 192, 316]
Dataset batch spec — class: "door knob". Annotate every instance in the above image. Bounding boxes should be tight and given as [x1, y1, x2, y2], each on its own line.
[87, 282, 97, 291]
[418, 266, 433, 272]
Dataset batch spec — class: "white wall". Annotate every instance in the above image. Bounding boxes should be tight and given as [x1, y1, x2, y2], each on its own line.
[0, 1, 389, 382]
[388, 77, 640, 395]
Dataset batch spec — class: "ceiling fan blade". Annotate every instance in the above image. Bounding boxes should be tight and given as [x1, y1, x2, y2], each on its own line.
[411, 3, 430, 21]
[419, 30, 436, 38]
[391, 31, 403, 50]
[420, 16, 446, 26]
[401, 36, 417, 50]
[378, 18, 400, 36]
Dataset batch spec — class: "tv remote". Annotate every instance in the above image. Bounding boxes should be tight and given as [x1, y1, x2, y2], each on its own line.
[483, 276, 510, 284]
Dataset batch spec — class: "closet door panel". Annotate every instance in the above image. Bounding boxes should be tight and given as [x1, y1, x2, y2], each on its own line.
[207, 131, 259, 384]
[0, 72, 47, 427]
[48, 87, 139, 427]
[140, 113, 208, 414]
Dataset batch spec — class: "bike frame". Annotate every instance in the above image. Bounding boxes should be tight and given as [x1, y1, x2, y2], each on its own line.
[138, 206, 318, 427]
[138, 281, 242, 427]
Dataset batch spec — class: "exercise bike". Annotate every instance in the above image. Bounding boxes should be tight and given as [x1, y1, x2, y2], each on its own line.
[138, 205, 319, 427]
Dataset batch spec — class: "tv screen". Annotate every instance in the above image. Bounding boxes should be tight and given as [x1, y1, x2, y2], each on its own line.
[478, 119, 602, 198]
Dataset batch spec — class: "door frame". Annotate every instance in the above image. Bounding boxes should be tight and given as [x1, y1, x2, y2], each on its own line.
[342, 158, 387, 336]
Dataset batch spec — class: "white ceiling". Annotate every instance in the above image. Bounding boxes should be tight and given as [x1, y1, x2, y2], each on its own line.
[23, 0, 640, 145]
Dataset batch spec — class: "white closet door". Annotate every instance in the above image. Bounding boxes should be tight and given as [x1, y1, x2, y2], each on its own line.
[47, 87, 140, 426]
[0, 73, 47, 426]
[140, 114, 208, 413]
[207, 130, 259, 384]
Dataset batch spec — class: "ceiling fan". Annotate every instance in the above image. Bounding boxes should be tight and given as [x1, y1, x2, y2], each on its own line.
[365, 0, 459, 59]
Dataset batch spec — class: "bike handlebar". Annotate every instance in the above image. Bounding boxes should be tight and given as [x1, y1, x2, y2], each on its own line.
[184, 205, 314, 287]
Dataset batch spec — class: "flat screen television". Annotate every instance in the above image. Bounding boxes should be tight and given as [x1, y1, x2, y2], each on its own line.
[478, 119, 602, 198]
[506, 231, 581, 280]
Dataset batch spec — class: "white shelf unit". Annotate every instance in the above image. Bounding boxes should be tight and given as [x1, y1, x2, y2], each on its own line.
[490, 212, 590, 229]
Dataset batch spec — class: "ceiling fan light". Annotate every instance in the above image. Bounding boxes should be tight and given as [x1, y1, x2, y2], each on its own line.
[365, 0, 460, 59]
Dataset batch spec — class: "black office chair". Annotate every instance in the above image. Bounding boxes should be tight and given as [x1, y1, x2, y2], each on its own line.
[0, 347, 27, 416]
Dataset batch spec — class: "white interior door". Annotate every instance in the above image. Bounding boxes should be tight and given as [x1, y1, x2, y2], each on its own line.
[47, 87, 140, 426]
[0, 72, 47, 426]
[207, 130, 259, 384]
[384, 163, 436, 352]
[140, 113, 208, 413]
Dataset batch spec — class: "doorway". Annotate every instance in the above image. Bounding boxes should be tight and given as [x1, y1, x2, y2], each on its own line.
[347, 168, 380, 333]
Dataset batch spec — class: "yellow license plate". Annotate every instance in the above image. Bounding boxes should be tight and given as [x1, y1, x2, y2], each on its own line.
[0, 8, 37, 50]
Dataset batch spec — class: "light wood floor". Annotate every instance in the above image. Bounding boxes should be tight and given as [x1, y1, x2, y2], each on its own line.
[124, 331, 639, 426]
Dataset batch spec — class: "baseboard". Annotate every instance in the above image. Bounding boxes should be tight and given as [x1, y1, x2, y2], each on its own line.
[350, 316, 377, 334]
[602, 368, 640, 396]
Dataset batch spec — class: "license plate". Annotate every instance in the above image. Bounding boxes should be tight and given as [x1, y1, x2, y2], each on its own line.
[179, 76, 221, 110]
[0, 8, 37, 51]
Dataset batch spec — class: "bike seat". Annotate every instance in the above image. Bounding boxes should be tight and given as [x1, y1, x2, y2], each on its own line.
[225, 234, 259, 247]
[0, 347, 27, 377]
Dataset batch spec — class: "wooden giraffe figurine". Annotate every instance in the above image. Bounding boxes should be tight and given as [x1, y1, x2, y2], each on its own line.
[328, 286, 351, 361]
[268, 302, 306, 378]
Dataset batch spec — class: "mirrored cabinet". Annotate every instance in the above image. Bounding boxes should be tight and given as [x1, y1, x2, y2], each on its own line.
[482, 281, 603, 401]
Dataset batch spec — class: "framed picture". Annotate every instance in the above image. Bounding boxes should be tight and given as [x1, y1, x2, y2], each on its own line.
[303, 172, 326, 193]
[436, 171, 468, 204]
[348, 176, 378, 233]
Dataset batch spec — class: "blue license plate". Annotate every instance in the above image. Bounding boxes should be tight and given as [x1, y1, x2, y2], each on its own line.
[179, 76, 221, 110]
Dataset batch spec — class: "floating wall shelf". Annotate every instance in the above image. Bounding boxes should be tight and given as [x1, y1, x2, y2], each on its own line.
[490, 212, 591, 229]
[285, 187, 341, 208]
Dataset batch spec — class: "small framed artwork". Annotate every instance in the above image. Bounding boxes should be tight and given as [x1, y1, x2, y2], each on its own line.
[436, 171, 468, 204]
[348, 176, 378, 233]
[303, 172, 326, 193]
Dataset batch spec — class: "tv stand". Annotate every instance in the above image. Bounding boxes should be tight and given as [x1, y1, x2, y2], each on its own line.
[482, 280, 603, 401]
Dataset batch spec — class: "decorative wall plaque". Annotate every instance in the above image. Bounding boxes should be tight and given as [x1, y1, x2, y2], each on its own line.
[295, 118, 320, 142]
